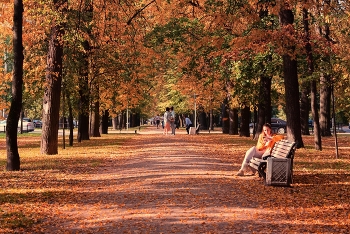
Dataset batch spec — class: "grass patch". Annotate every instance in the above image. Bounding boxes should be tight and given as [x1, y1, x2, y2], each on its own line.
[0, 210, 35, 229]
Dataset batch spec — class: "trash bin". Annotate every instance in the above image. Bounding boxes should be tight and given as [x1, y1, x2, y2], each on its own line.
[266, 157, 292, 187]
[189, 127, 196, 135]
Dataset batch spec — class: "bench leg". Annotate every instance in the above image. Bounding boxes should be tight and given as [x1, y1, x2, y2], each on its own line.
[257, 162, 267, 180]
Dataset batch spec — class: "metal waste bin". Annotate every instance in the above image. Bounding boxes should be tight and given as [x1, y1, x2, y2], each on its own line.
[266, 157, 292, 187]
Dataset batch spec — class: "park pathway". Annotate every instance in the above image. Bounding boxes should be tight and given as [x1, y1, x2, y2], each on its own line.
[45, 129, 273, 233]
[41, 127, 350, 233]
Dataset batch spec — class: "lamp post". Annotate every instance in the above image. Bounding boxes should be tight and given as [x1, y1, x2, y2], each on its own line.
[126, 101, 129, 131]
[194, 93, 197, 129]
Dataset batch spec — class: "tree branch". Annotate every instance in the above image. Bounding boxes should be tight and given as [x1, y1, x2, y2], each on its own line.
[127, 0, 156, 25]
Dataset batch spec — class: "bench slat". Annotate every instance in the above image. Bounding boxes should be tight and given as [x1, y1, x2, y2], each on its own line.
[270, 140, 295, 159]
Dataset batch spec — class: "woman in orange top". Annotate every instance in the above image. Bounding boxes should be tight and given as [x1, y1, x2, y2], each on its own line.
[236, 123, 284, 176]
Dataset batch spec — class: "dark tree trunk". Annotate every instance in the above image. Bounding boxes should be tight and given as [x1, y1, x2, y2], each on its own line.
[112, 117, 117, 130]
[77, 40, 90, 142]
[130, 113, 137, 127]
[6, 0, 23, 171]
[41, 0, 66, 155]
[77, 77, 90, 142]
[120, 112, 125, 130]
[101, 110, 109, 134]
[199, 111, 207, 130]
[300, 82, 310, 135]
[240, 105, 250, 137]
[90, 100, 100, 137]
[67, 92, 74, 146]
[221, 99, 229, 134]
[229, 108, 238, 135]
[303, 5, 321, 150]
[260, 75, 272, 123]
[89, 77, 100, 137]
[255, 75, 271, 139]
[252, 106, 258, 137]
[311, 80, 322, 150]
[280, 5, 304, 148]
[209, 109, 214, 130]
[77, 2, 92, 142]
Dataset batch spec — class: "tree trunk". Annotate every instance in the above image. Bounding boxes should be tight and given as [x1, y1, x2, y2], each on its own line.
[209, 109, 214, 130]
[77, 40, 90, 142]
[300, 82, 310, 135]
[77, 76, 90, 142]
[67, 93, 74, 146]
[311, 80, 322, 150]
[319, 0, 332, 137]
[279, 5, 304, 148]
[6, 0, 23, 171]
[252, 106, 258, 137]
[198, 111, 207, 130]
[240, 105, 250, 137]
[113, 116, 119, 130]
[120, 112, 125, 130]
[77, 2, 92, 142]
[255, 75, 271, 139]
[229, 108, 238, 135]
[41, 0, 66, 155]
[303, 5, 321, 150]
[221, 99, 229, 134]
[90, 99, 101, 137]
[101, 110, 109, 134]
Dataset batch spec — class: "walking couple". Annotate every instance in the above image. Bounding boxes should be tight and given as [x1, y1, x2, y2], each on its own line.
[163, 106, 176, 135]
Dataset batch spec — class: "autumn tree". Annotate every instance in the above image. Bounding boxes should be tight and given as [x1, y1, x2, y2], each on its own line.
[279, 3, 304, 148]
[0, 2, 12, 116]
[302, 1, 321, 150]
[41, 0, 67, 155]
[6, 0, 23, 170]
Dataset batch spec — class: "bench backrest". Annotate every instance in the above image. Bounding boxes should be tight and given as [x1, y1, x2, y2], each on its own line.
[270, 139, 296, 159]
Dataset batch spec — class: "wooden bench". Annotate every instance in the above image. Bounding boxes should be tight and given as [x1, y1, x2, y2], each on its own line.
[249, 139, 296, 186]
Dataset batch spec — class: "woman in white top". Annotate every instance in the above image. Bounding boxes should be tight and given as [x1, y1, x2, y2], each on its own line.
[163, 107, 171, 135]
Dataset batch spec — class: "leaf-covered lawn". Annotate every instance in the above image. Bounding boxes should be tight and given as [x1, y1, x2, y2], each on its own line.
[0, 127, 349, 233]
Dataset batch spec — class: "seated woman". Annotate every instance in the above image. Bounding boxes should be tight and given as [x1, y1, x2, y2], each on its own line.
[236, 123, 284, 176]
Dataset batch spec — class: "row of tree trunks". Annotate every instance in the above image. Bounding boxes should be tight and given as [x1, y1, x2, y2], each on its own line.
[111, 111, 142, 130]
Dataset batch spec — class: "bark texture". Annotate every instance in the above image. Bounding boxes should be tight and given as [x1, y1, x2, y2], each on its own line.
[279, 5, 304, 148]
[6, 0, 23, 170]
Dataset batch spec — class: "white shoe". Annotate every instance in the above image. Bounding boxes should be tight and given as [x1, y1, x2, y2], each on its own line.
[236, 170, 244, 176]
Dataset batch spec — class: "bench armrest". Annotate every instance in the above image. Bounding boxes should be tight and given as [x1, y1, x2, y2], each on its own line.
[262, 155, 271, 160]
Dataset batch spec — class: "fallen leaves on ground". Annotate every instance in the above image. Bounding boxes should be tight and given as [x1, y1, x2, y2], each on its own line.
[0, 127, 349, 233]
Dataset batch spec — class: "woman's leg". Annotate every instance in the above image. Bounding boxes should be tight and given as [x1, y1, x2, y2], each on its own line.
[237, 146, 264, 175]
[239, 146, 256, 171]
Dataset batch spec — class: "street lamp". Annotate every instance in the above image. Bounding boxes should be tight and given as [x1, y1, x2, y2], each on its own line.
[126, 100, 129, 131]
[194, 93, 197, 129]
